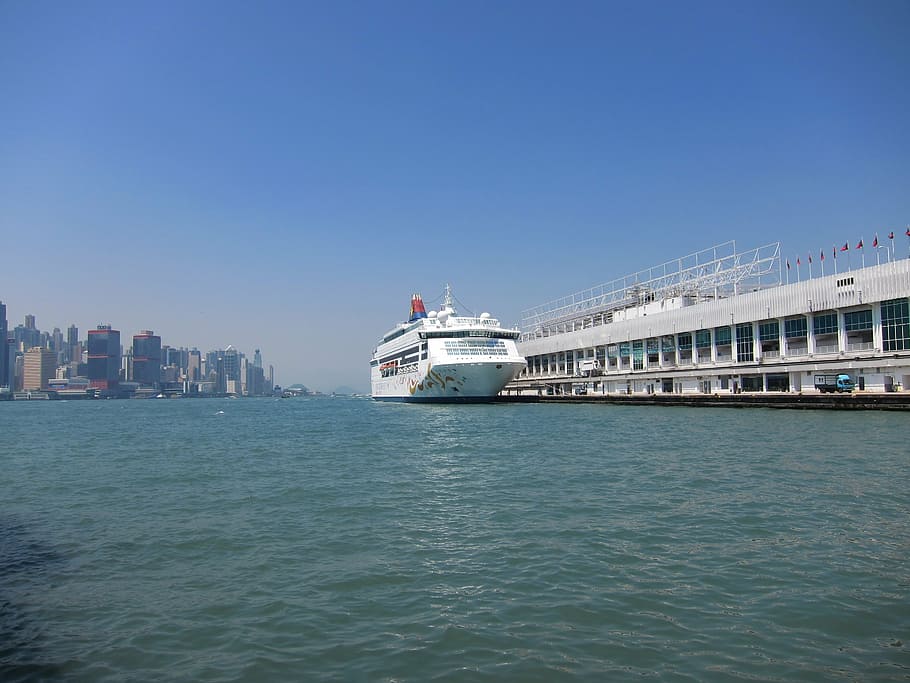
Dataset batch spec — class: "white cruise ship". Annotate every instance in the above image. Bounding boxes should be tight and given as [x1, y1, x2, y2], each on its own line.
[371, 286, 527, 402]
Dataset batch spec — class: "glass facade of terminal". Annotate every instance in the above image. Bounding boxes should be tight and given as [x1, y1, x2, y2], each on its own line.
[882, 298, 910, 351]
[518, 296, 910, 393]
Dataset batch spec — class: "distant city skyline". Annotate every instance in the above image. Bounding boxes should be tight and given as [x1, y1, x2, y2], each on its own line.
[2, 1, 908, 394]
[1, 299, 279, 397]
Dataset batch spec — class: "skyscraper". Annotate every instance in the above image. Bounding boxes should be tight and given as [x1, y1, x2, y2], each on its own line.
[187, 349, 201, 382]
[132, 330, 162, 387]
[87, 325, 121, 391]
[0, 301, 8, 388]
[66, 324, 79, 364]
[23, 346, 57, 390]
[14, 315, 40, 350]
[223, 346, 241, 395]
[51, 327, 64, 362]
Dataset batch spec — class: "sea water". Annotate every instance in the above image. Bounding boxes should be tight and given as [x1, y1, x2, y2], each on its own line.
[1, 397, 908, 681]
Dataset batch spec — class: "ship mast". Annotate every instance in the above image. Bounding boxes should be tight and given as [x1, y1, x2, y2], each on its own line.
[443, 283, 455, 314]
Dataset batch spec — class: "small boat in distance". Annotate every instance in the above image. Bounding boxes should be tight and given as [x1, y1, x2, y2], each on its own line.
[370, 285, 527, 402]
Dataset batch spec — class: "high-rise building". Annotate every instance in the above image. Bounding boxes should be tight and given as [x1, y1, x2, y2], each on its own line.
[51, 327, 64, 363]
[13, 353, 24, 391]
[132, 330, 162, 387]
[14, 315, 40, 350]
[23, 346, 56, 390]
[0, 301, 8, 388]
[187, 349, 201, 382]
[246, 361, 266, 396]
[223, 346, 241, 394]
[66, 324, 79, 364]
[87, 325, 121, 391]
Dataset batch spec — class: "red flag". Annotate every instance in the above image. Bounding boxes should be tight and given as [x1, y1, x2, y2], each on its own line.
[797, 257, 801, 266]
[856, 239, 864, 249]
[906, 227, 910, 237]
[820, 249, 825, 261]
[840, 243, 849, 251]
[873, 235, 878, 248]
[890, 231, 895, 240]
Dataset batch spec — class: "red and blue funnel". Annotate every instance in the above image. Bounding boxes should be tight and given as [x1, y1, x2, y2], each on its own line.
[408, 294, 428, 321]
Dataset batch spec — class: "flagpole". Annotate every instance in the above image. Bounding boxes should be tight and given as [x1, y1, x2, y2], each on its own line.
[820, 252, 825, 277]
[861, 237, 865, 269]
[808, 255, 813, 279]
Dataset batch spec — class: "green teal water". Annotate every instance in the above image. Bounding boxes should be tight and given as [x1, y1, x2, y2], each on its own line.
[1, 398, 908, 681]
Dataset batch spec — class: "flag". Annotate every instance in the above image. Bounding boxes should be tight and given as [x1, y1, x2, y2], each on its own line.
[786, 259, 791, 270]
[873, 235, 878, 248]
[840, 242, 849, 251]
[820, 249, 825, 261]
[833, 246, 837, 259]
[808, 253, 812, 264]
[906, 227, 910, 237]
[890, 231, 895, 240]
[797, 257, 801, 266]
[856, 239, 864, 249]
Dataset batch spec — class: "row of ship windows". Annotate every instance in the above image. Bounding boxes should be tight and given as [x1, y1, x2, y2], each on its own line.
[443, 340, 510, 356]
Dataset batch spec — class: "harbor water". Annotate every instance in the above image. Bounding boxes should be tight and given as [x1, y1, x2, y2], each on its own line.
[1, 398, 908, 681]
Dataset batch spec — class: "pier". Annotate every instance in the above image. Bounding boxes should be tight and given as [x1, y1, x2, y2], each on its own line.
[496, 391, 910, 410]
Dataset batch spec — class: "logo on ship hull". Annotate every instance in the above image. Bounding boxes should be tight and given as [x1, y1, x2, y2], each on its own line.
[409, 364, 464, 395]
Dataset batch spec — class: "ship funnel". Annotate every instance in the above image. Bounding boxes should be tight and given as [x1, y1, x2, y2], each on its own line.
[408, 293, 428, 322]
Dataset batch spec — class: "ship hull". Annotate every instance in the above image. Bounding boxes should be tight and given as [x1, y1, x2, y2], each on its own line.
[372, 360, 526, 402]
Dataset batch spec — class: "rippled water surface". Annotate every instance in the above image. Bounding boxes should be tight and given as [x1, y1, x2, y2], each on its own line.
[1, 398, 908, 681]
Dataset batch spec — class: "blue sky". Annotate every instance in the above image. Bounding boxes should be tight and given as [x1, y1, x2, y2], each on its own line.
[2, 0, 908, 392]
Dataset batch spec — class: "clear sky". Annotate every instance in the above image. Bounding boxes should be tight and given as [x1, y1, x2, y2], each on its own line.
[2, 0, 908, 393]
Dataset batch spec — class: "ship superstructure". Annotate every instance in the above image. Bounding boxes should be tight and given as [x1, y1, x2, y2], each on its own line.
[371, 286, 527, 402]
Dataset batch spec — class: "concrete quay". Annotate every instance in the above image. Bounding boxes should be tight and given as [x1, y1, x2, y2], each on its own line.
[495, 391, 910, 410]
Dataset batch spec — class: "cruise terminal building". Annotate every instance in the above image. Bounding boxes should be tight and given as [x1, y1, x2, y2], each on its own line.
[510, 242, 910, 396]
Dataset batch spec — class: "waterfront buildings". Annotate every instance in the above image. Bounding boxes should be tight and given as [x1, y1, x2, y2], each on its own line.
[23, 346, 57, 390]
[87, 325, 121, 392]
[0, 301, 8, 389]
[131, 330, 162, 387]
[0, 301, 277, 398]
[512, 242, 910, 396]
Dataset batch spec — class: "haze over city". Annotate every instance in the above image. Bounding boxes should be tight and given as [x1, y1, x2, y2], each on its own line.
[2, 1, 908, 393]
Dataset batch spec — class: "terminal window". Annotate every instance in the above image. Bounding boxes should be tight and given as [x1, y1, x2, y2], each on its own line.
[812, 312, 837, 336]
[844, 309, 873, 332]
[881, 298, 910, 351]
[736, 323, 754, 362]
[759, 321, 780, 342]
[785, 316, 808, 338]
